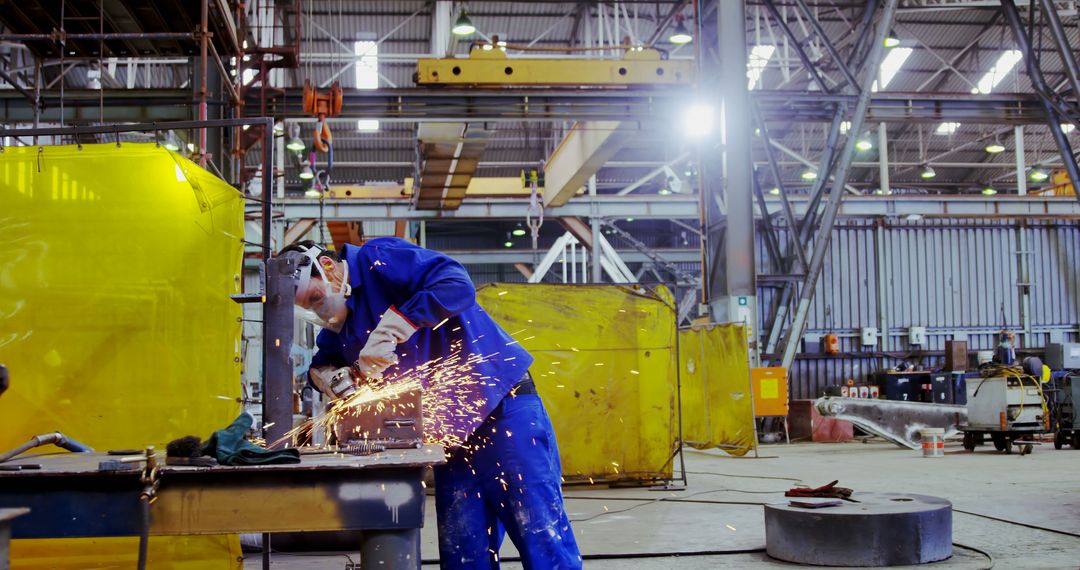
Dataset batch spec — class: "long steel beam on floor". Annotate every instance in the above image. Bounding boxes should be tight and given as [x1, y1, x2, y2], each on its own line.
[0, 88, 1054, 124]
[269, 195, 1080, 222]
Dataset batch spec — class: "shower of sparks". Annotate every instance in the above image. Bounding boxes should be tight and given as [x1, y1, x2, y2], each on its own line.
[277, 348, 498, 450]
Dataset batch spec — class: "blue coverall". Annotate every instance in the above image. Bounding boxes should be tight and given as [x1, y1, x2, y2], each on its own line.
[309, 238, 582, 569]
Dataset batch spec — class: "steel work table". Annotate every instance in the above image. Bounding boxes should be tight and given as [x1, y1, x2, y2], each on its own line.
[0, 445, 445, 569]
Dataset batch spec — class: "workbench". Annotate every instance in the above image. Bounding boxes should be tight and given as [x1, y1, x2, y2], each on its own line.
[0, 445, 444, 569]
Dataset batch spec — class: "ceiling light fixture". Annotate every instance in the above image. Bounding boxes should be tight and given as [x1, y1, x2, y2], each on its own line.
[855, 135, 873, 152]
[1029, 167, 1050, 181]
[768, 187, 781, 195]
[668, 19, 693, 45]
[801, 169, 818, 181]
[299, 162, 315, 180]
[982, 187, 998, 195]
[985, 141, 1006, 154]
[884, 34, 901, 48]
[452, 11, 476, 36]
[285, 123, 305, 152]
[919, 164, 937, 179]
[512, 223, 527, 237]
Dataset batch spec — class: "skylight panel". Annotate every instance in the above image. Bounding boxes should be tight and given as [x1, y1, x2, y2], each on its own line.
[974, 50, 1023, 94]
[355, 40, 380, 131]
[935, 122, 961, 135]
[872, 47, 913, 92]
[747, 45, 776, 89]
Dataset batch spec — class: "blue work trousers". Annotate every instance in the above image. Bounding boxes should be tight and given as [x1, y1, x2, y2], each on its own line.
[434, 391, 582, 569]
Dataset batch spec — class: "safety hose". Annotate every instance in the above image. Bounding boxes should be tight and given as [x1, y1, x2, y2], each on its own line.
[0, 432, 93, 463]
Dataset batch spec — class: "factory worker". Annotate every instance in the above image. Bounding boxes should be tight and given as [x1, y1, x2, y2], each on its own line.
[281, 238, 582, 570]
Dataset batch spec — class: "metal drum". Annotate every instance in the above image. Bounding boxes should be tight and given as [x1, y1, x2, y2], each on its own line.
[765, 492, 952, 566]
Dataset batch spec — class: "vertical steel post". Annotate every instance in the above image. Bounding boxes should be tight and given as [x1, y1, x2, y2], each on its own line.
[1015, 126, 1027, 195]
[875, 220, 889, 369]
[878, 122, 890, 195]
[781, 0, 899, 370]
[198, 0, 209, 167]
[710, 0, 759, 364]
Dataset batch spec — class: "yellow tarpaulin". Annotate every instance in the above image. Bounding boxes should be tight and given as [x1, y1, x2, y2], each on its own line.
[477, 284, 678, 484]
[679, 323, 756, 456]
[0, 143, 244, 569]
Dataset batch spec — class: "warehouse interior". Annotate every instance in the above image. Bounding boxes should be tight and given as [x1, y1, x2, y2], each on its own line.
[2, 0, 1080, 568]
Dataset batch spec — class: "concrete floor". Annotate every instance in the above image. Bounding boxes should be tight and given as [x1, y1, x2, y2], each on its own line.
[249, 439, 1080, 569]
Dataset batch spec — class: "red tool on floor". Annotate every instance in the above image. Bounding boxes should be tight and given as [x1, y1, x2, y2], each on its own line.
[786, 480, 853, 500]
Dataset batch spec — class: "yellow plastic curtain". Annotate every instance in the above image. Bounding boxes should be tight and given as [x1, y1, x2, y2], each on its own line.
[0, 143, 244, 569]
[477, 284, 678, 483]
[679, 323, 756, 456]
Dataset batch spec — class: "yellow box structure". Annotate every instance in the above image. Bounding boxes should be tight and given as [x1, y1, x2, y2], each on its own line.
[478, 285, 760, 478]
[0, 143, 244, 569]
[679, 324, 757, 456]
[477, 284, 678, 484]
[751, 367, 790, 417]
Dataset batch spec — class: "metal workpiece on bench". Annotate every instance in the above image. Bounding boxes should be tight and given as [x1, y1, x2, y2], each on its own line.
[0, 446, 444, 569]
[765, 493, 953, 566]
[263, 256, 298, 447]
[815, 397, 968, 450]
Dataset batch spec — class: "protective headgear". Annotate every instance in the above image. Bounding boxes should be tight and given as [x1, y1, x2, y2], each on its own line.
[289, 244, 352, 332]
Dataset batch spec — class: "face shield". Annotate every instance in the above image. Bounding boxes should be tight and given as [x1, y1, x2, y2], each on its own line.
[292, 246, 352, 332]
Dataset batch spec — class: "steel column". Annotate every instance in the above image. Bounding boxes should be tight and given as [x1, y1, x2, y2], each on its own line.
[1016, 126, 1027, 195]
[878, 122, 891, 194]
[709, 0, 758, 365]
[780, 0, 899, 370]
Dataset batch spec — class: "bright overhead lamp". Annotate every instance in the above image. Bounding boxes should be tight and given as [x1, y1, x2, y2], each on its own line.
[298, 162, 315, 180]
[658, 188, 672, 195]
[273, 121, 285, 135]
[625, 217, 635, 222]
[884, 35, 901, 48]
[855, 135, 873, 152]
[985, 142, 1006, 154]
[982, 187, 998, 195]
[919, 164, 937, 179]
[304, 187, 321, 199]
[452, 11, 476, 36]
[682, 103, 715, 139]
[1029, 167, 1050, 181]
[874, 188, 892, 195]
[503, 238, 514, 248]
[768, 187, 781, 195]
[801, 169, 818, 181]
[511, 223, 527, 237]
[668, 20, 693, 45]
[160, 130, 182, 151]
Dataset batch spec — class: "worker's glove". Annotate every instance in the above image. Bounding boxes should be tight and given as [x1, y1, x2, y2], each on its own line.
[357, 308, 418, 378]
[309, 365, 359, 399]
